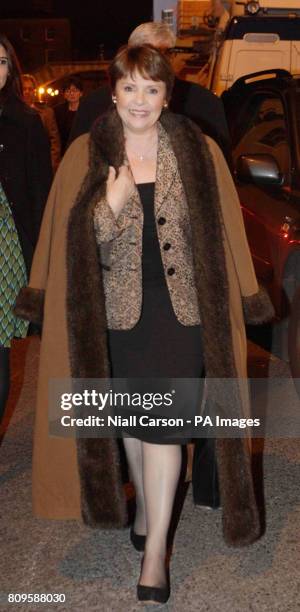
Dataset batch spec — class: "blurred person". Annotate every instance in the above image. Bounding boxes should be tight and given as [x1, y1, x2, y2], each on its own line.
[15, 45, 274, 604]
[0, 35, 52, 424]
[54, 76, 83, 153]
[22, 73, 61, 172]
[69, 22, 230, 159]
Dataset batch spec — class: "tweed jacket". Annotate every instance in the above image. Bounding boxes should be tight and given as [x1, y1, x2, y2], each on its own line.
[94, 122, 200, 328]
[15, 109, 275, 547]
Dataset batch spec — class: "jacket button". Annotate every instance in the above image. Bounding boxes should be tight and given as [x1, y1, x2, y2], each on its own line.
[163, 242, 171, 251]
[0, 144, 4, 152]
[158, 217, 166, 225]
[167, 267, 175, 276]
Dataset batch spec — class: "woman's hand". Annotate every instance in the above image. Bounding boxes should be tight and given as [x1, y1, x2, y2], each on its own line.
[106, 165, 135, 218]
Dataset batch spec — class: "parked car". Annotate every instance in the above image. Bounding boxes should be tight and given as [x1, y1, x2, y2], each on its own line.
[222, 69, 300, 361]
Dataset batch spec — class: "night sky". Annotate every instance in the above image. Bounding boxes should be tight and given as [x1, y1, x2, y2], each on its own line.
[53, 0, 153, 57]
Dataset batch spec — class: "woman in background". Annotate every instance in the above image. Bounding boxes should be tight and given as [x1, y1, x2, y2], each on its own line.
[0, 34, 52, 423]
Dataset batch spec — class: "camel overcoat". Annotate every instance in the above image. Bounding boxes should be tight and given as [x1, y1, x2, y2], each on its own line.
[15, 110, 274, 547]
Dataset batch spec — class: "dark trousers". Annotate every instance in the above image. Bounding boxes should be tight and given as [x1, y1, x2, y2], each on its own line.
[192, 438, 220, 508]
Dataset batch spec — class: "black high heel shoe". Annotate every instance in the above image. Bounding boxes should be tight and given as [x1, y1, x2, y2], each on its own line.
[137, 559, 170, 604]
[137, 582, 170, 605]
[130, 526, 146, 552]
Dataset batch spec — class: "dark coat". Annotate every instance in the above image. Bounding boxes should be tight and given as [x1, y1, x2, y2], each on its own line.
[0, 95, 52, 274]
[15, 110, 274, 547]
[68, 78, 231, 159]
[54, 102, 78, 154]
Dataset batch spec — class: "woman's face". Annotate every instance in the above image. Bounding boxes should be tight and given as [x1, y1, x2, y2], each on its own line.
[0, 45, 9, 91]
[114, 70, 167, 134]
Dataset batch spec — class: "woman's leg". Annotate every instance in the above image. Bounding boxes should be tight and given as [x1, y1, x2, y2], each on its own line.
[122, 437, 147, 535]
[140, 442, 182, 586]
[0, 345, 10, 423]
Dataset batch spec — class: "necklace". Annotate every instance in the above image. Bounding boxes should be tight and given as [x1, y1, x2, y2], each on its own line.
[126, 136, 158, 162]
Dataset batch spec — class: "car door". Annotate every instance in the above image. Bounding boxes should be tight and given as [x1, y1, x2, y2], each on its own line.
[230, 90, 291, 300]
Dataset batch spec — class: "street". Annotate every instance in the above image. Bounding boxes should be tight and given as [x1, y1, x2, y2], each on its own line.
[0, 338, 299, 611]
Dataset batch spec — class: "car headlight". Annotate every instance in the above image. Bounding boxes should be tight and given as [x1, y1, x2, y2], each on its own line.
[246, 1, 260, 14]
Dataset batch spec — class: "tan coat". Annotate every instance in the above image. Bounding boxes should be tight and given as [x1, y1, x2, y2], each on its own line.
[15, 110, 274, 547]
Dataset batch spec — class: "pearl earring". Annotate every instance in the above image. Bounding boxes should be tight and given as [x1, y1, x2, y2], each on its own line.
[163, 101, 168, 109]
[112, 96, 117, 104]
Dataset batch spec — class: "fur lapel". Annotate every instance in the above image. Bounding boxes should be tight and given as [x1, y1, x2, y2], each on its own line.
[155, 123, 178, 214]
[66, 108, 260, 544]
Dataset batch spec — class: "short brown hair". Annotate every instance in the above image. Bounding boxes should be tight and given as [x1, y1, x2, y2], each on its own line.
[108, 45, 175, 101]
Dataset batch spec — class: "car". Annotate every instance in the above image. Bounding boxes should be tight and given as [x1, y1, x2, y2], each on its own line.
[222, 69, 300, 361]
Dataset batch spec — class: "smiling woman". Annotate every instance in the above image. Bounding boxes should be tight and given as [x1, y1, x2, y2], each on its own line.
[109, 45, 173, 184]
[15, 43, 274, 606]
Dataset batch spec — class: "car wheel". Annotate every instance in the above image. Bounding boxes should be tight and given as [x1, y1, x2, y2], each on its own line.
[288, 285, 300, 380]
[272, 255, 300, 361]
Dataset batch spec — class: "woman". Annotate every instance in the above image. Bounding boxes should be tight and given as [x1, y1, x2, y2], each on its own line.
[0, 34, 52, 423]
[15, 46, 274, 604]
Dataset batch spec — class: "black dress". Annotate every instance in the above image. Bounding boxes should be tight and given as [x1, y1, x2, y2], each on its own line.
[107, 182, 204, 442]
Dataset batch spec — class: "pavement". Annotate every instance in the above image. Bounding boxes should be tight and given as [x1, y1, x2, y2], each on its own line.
[0, 338, 300, 612]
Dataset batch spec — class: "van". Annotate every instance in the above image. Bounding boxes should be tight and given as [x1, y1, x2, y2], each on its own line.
[209, 4, 300, 96]
[230, 0, 300, 17]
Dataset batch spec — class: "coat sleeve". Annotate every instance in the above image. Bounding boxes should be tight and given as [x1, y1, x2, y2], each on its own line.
[14, 134, 90, 326]
[94, 196, 132, 243]
[13, 170, 59, 326]
[205, 135, 275, 324]
[26, 112, 53, 244]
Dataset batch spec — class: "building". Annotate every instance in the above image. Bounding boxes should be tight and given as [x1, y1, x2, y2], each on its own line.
[0, 18, 71, 71]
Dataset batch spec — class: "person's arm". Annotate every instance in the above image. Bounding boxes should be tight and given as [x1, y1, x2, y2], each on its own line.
[94, 166, 135, 243]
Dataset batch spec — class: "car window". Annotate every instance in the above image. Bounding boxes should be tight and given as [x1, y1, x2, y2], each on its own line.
[232, 93, 290, 180]
[227, 17, 300, 40]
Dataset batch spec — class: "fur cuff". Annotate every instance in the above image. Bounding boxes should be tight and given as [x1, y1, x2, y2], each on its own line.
[242, 286, 275, 325]
[14, 287, 45, 326]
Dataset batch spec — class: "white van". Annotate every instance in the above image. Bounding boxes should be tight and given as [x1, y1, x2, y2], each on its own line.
[209, 7, 300, 95]
[230, 0, 300, 17]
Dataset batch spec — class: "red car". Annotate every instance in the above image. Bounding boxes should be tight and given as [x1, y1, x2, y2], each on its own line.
[222, 69, 300, 363]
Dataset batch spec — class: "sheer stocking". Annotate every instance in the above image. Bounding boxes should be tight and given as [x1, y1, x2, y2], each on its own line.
[123, 437, 182, 587]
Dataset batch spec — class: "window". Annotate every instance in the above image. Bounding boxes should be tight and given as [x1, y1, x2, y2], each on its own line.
[232, 93, 290, 179]
[45, 48, 57, 63]
[20, 27, 31, 41]
[45, 27, 55, 41]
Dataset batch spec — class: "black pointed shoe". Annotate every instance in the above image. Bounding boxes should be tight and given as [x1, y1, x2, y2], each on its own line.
[130, 526, 146, 552]
[137, 583, 170, 605]
[137, 561, 170, 605]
